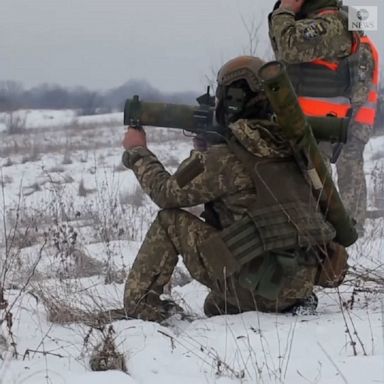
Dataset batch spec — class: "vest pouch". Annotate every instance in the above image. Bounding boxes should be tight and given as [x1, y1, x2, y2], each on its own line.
[199, 214, 265, 279]
[200, 201, 333, 281]
[239, 250, 303, 300]
[199, 232, 241, 279]
[287, 60, 352, 99]
[316, 242, 349, 288]
[219, 202, 327, 270]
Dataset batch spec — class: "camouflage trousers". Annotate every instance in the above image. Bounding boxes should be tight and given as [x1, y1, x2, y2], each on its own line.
[320, 123, 369, 230]
[123, 208, 317, 320]
[336, 135, 367, 229]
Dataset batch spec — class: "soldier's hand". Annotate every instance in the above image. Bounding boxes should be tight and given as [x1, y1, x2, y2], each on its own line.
[122, 127, 147, 150]
[280, 0, 304, 13]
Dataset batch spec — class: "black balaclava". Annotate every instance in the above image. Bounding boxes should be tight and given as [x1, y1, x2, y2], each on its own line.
[216, 80, 272, 127]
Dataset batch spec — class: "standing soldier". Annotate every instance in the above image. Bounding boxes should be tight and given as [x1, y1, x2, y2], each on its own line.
[269, 0, 380, 235]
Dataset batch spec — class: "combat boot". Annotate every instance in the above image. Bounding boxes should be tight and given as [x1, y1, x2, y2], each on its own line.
[203, 291, 241, 317]
[287, 293, 318, 316]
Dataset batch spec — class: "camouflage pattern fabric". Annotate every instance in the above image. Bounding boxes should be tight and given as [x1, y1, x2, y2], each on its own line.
[269, 8, 352, 63]
[124, 138, 255, 228]
[203, 263, 317, 316]
[123, 209, 215, 321]
[323, 41, 375, 228]
[123, 208, 318, 319]
[336, 131, 367, 230]
[339, 39, 376, 229]
[229, 119, 291, 158]
[319, 131, 367, 230]
[351, 41, 376, 109]
[123, 119, 322, 320]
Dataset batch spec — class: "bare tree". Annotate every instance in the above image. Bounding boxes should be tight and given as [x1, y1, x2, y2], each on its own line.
[240, 12, 274, 60]
[240, 14, 264, 56]
[2, 111, 27, 134]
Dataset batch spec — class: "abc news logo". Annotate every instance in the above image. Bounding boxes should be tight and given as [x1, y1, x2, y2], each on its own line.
[349, 6, 378, 31]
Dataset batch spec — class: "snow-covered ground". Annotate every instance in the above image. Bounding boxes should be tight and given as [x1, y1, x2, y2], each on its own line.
[0, 110, 383, 384]
[0, 109, 123, 133]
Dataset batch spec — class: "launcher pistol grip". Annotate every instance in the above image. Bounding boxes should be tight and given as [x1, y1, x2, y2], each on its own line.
[124, 95, 142, 128]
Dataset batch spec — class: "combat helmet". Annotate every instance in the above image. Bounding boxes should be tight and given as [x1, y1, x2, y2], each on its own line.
[215, 56, 269, 125]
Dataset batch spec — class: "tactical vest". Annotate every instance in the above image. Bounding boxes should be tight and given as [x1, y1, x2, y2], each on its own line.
[286, 8, 380, 126]
[200, 120, 336, 299]
[286, 9, 360, 120]
[287, 55, 353, 99]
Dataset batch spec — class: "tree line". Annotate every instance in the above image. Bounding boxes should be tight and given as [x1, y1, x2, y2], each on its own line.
[0, 79, 199, 116]
[0, 79, 383, 133]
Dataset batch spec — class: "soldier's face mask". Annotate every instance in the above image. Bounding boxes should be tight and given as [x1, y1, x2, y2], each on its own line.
[223, 87, 248, 123]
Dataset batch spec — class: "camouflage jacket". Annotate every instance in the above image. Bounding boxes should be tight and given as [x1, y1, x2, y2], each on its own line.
[350, 39, 377, 142]
[351, 38, 376, 106]
[269, 7, 352, 63]
[124, 119, 293, 228]
[269, 7, 376, 140]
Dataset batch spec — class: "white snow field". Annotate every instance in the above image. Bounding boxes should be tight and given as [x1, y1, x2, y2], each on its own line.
[0, 110, 383, 384]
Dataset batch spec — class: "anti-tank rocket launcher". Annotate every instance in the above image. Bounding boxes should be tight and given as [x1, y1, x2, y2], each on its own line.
[258, 61, 358, 247]
[123, 87, 220, 137]
[123, 89, 350, 144]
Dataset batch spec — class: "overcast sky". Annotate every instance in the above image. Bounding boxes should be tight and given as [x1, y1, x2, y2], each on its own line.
[1, 0, 382, 93]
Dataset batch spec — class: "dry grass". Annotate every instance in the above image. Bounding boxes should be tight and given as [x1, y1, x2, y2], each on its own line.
[32, 279, 131, 328]
[62, 148, 73, 165]
[371, 163, 384, 209]
[1, 110, 27, 134]
[0, 174, 13, 187]
[2, 158, 13, 167]
[78, 178, 96, 197]
[20, 143, 41, 163]
[89, 326, 127, 372]
[37, 290, 90, 324]
[0, 121, 122, 160]
[47, 165, 65, 173]
[119, 185, 146, 207]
